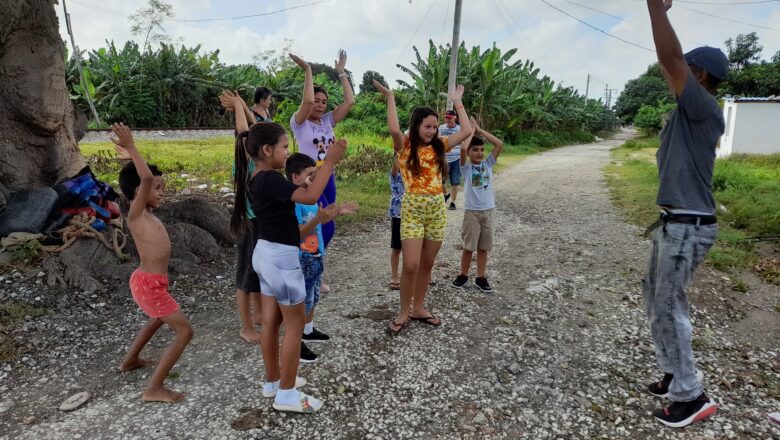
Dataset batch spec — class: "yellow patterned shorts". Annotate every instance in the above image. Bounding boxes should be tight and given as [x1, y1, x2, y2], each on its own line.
[400, 193, 447, 241]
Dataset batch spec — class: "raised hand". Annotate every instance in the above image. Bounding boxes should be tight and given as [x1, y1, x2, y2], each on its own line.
[372, 79, 393, 97]
[320, 204, 340, 223]
[448, 84, 465, 103]
[110, 123, 136, 151]
[325, 138, 348, 165]
[469, 116, 479, 134]
[113, 144, 132, 160]
[664, 0, 672, 11]
[336, 201, 359, 215]
[219, 90, 241, 110]
[335, 49, 347, 73]
[289, 53, 310, 70]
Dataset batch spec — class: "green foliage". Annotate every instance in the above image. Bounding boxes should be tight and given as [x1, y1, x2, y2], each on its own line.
[360, 70, 388, 94]
[634, 100, 676, 136]
[614, 63, 672, 124]
[606, 138, 780, 272]
[725, 32, 763, 71]
[396, 40, 617, 136]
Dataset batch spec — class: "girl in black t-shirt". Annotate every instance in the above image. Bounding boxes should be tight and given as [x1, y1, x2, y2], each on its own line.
[232, 121, 347, 413]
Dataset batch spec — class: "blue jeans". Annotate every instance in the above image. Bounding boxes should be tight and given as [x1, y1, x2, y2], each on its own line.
[300, 253, 324, 315]
[642, 222, 718, 401]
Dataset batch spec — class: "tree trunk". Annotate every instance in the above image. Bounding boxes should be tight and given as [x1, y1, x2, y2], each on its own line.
[0, 0, 85, 198]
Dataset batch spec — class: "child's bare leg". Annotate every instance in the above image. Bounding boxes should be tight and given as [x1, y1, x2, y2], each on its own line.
[143, 310, 193, 403]
[411, 239, 443, 317]
[476, 249, 488, 278]
[251, 293, 263, 326]
[120, 318, 163, 371]
[306, 309, 315, 325]
[451, 185, 459, 203]
[237, 289, 261, 343]
[260, 295, 282, 382]
[390, 249, 401, 283]
[278, 302, 306, 389]
[398, 238, 423, 323]
[459, 249, 473, 277]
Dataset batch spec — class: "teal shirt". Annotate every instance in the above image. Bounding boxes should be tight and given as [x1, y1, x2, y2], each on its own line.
[232, 160, 256, 219]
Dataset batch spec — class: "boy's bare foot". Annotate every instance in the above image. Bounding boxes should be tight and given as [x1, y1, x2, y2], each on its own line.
[240, 327, 262, 344]
[142, 387, 186, 403]
[119, 358, 156, 372]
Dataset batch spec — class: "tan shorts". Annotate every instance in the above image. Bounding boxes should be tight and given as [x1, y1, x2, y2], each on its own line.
[461, 209, 494, 252]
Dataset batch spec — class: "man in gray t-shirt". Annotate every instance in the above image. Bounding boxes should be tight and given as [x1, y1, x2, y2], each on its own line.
[642, 0, 729, 429]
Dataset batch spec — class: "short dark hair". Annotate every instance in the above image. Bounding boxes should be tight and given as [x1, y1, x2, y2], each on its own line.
[253, 86, 272, 104]
[468, 136, 485, 150]
[689, 64, 722, 92]
[118, 162, 162, 200]
[285, 153, 316, 181]
[313, 85, 328, 99]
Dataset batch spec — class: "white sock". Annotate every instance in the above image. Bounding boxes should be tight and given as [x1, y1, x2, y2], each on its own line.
[304, 322, 314, 335]
[263, 380, 280, 395]
[274, 388, 300, 406]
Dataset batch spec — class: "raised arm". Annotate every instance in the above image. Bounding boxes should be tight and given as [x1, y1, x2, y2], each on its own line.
[332, 50, 355, 123]
[110, 123, 152, 220]
[298, 204, 337, 238]
[460, 122, 474, 166]
[291, 54, 315, 125]
[647, 0, 688, 96]
[373, 79, 404, 151]
[474, 118, 504, 160]
[220, 90, 250, 134]
[444, 85, 472, 147]
[292, 139, 347, 204]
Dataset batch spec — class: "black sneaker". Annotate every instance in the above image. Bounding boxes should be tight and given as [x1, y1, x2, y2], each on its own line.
[444, 193, 451, 202]
[647, 369, 704, 398]
[652, 393, 718, 428]
[448, 202, 456, 210]
[300, 342, 318, 364]
[451, 274, 468, 288]
[302, 327, 330, 343]
[475, 277, 493, 293]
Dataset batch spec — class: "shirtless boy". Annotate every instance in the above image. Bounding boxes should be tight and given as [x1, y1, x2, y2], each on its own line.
[113, 123, 194, 403]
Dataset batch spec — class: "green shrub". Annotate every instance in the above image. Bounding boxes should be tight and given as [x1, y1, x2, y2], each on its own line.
[634, 100, 676, 136]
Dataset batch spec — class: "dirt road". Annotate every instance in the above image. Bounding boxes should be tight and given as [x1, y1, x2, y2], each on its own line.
[2, 130, 778, 439]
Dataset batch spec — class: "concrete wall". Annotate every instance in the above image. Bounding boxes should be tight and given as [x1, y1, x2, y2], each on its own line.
[719, 102, 780, 157]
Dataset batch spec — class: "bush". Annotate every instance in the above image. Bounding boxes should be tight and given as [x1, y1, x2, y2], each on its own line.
[338, 145, 394, 179]
[634, 100, 676, 136]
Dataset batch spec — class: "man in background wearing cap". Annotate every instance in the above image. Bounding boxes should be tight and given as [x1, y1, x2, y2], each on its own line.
[641, 0, 727, 428]
[439, 110, 462, 210]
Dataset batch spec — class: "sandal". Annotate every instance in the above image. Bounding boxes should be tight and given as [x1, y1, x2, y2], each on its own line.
[389, 281, 400, 290]
[410, 314, 442, 327]
[387, 319, 409, 335]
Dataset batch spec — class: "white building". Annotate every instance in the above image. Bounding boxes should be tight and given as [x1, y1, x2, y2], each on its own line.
[718, 97, 780, 158]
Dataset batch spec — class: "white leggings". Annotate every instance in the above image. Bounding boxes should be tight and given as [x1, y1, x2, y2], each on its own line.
[252, 239, 306, 306]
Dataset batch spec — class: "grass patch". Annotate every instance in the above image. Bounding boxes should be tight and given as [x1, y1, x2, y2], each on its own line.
[605, 136, 780, 275]
[0, 303, 48, 361]
[79, 130, 567, 230]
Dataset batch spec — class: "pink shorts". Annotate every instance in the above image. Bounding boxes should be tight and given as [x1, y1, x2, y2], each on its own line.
[130, 270, 180, 318]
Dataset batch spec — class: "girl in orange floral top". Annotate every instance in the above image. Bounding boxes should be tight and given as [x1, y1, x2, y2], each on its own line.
[373, 80, 472, 334]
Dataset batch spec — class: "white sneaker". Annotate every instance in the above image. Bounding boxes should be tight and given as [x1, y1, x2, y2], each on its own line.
[262, 376, 307, 398]
[272, 391, 323, 413]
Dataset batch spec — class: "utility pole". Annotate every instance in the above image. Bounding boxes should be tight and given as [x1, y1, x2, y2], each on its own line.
[446, 0, 463, 110]
[62, 0, 102, 125]
[585, 74, 590, 99]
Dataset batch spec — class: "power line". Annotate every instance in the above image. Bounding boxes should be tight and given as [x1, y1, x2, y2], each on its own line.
[676, 4, 780, 31]
[174, 0, 331, 22]
[541, 0, 656, 52]
[440, 0, 451, 44]
[396, 0, 437, 64]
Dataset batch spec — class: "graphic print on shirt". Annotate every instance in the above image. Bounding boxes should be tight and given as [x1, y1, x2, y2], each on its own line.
[299, 209, 320, 254]
[313, 136, 334, 166]
[470, 163, 490, 190]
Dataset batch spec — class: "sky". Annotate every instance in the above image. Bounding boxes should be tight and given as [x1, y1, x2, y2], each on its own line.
[56, 0, 780, 101]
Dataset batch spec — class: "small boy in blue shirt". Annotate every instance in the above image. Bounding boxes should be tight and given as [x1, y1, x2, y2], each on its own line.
[451, 118, 504, 293]
[285, 154, 357, 363]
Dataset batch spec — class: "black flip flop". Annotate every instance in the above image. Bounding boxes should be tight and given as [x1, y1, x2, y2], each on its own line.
[410, 315, 442, 327]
